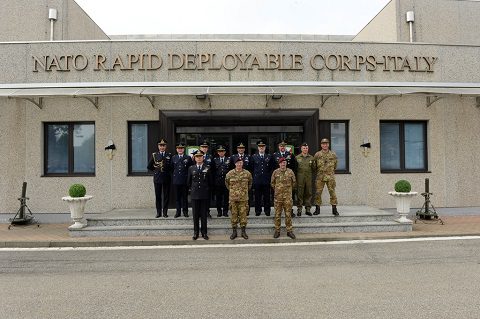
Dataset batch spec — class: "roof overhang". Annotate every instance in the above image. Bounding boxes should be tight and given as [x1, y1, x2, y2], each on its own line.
[1, 81, 480, 98]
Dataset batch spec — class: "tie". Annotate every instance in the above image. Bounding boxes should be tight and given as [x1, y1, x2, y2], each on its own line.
[221, 158, 224, 164]
[197, 165, 201, 171]
[261, 155, 264, 159]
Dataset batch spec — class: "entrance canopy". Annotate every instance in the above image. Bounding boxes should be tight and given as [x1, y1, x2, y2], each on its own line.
[1, 81, 480, 98]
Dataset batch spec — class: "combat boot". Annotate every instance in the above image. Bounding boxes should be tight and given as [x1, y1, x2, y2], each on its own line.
[241, 227, 248, 240]
[230, 228, 237, 240]
[305, 207, 312, 216]
[297, 208, 302, 217]
[273, 230, 280, 238]
[332, 205, 340, 216]
[313, 205, 320, 215]
[287, 232, 296, 239]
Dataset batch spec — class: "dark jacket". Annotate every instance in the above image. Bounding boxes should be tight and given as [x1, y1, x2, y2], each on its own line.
[251, 153, 274, 185]
[212, 157, 231, 186]
[187, 163, 213, 200]
[147, 151, 172, 184]
[172, 154, 193, 185]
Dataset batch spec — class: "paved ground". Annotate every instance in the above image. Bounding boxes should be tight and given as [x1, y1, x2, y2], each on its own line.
[1, 212, 479, 248]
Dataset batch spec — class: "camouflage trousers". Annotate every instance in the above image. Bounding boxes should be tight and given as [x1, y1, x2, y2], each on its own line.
[297, 175, 313, 210]
[314, 178, 338, 205]
[230, 201, 249, 228]
[274, 199, 293, 232]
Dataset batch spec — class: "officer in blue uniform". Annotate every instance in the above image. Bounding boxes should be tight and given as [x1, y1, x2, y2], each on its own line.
[199, 140, 213, 218]
[147, 139, 172, 218]
[187, 150, 212, 240]
[273, 140, 298, 217]
[251, 140, 274, 216]
[229, 142, 251, 171]
[172, 142, 193, 218]
[212, 145, 230, 217]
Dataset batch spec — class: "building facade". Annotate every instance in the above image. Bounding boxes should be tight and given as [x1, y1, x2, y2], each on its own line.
[1, 0, 479, 217]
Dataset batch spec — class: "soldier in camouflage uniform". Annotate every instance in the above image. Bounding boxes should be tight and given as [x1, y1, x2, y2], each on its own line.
[295, 142, 315, 216]
[271, 157, 297, 239]
[313, 138, 340, 216]
[225, 157, 253, 240]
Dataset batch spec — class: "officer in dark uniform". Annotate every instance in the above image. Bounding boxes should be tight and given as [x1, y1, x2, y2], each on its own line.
[273, 140, 298, 217]
[147, 139, 172, 218]
[229, 142, 251, 171]
[199, 140, 213, 218]
[212, 145, 230, 217]
[251, 140, 274, 216]
[187, 150, 213, 240]
[172, 142, 193, 218]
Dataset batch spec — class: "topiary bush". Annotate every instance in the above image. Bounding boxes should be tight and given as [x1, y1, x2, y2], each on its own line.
[69, 184, 86, 197]
[394, 180, 411, 193]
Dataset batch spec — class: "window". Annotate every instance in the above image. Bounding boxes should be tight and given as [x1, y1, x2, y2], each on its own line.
[44, 122, 95, 176]
[380, 121, 428, 172]
[319, 120, 349, 173]
[128, 121, 160, 175]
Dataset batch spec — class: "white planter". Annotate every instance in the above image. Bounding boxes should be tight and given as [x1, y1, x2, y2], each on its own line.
[388, 191, 418, 223]
[62, 195, 93, 229]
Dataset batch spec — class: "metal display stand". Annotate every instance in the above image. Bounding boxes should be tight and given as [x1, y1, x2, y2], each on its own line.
[8, 182, 40, 230]
[415, 178, 444, 225]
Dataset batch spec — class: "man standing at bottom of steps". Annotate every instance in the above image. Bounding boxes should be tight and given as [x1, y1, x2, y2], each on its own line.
[271, 157, 297, 239]
[225, 157, 252, 240]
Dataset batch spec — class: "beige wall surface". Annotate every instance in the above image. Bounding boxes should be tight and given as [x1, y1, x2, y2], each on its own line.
[0, 0, 108, 42]
[353, 0, 398, 43]
[0, 39, 479, 214]
[0, 40, 479, 84]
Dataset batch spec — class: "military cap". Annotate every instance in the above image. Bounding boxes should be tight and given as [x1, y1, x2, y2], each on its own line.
[320, 138, 330, 144]
[278, 140, 287, 146]
[301, 142, 309, 147]
[234, 157, 244, 164]
[256, 140, 266, 146]
[193, 150, 204, 157]
[217, 145, 226, 151]
[278, 157, 286, 164]
[176, 142, 185, 148]
[237, 142, 246, 148]
[157, 139, 167, 145]
[200, 140, 209, 147]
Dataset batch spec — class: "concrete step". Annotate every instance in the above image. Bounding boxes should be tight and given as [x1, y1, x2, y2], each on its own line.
[86, 213, 395, 227]
[70, 221, 411, 237]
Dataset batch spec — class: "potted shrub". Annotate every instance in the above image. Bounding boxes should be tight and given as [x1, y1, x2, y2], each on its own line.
[388, 180, 418, 223]
[62, 184, 93, 229]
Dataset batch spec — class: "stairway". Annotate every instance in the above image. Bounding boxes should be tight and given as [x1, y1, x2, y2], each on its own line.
[69, 206, 412, 237]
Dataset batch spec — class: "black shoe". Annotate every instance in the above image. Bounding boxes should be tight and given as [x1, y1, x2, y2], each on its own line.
[313, 205, 320, 215]
[174, 211, 181, 218]
[217, 209, 222, 217]
[291, 209, 295, 218]
[183, 211, 189, 218]
[230, 229, 238, 240]
[155, 213, 161, 218]
[207, 212, 212, 219]
[223, 210, 229, 217]
[265, 212, 271, 217]
[192, 233, 199, 240]
[297, 212, 302, 217]
[255, 212, 261, 216]
[163, 209, 168, 218]
[202, 234, 209, 240]
[305, 208, 312, 216]
[287, 232, 296, 239]
[332, 205, 340, 216]
[241, 227, 248, 240]
[273, 231, 280, 239]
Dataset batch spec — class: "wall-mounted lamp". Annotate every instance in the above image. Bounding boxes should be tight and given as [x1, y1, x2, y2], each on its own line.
[271, 95, 283, 100]
[105, 139, 116, 160]
[196, 94, 207, 100]
[360, 138, 371, 157]
[48, 8, 57, 41]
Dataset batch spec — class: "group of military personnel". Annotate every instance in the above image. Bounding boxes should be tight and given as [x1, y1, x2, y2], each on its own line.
[147, 138, 340, 241]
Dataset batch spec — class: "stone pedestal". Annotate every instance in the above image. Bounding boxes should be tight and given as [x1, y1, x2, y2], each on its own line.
[62, 195, 93, 229]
